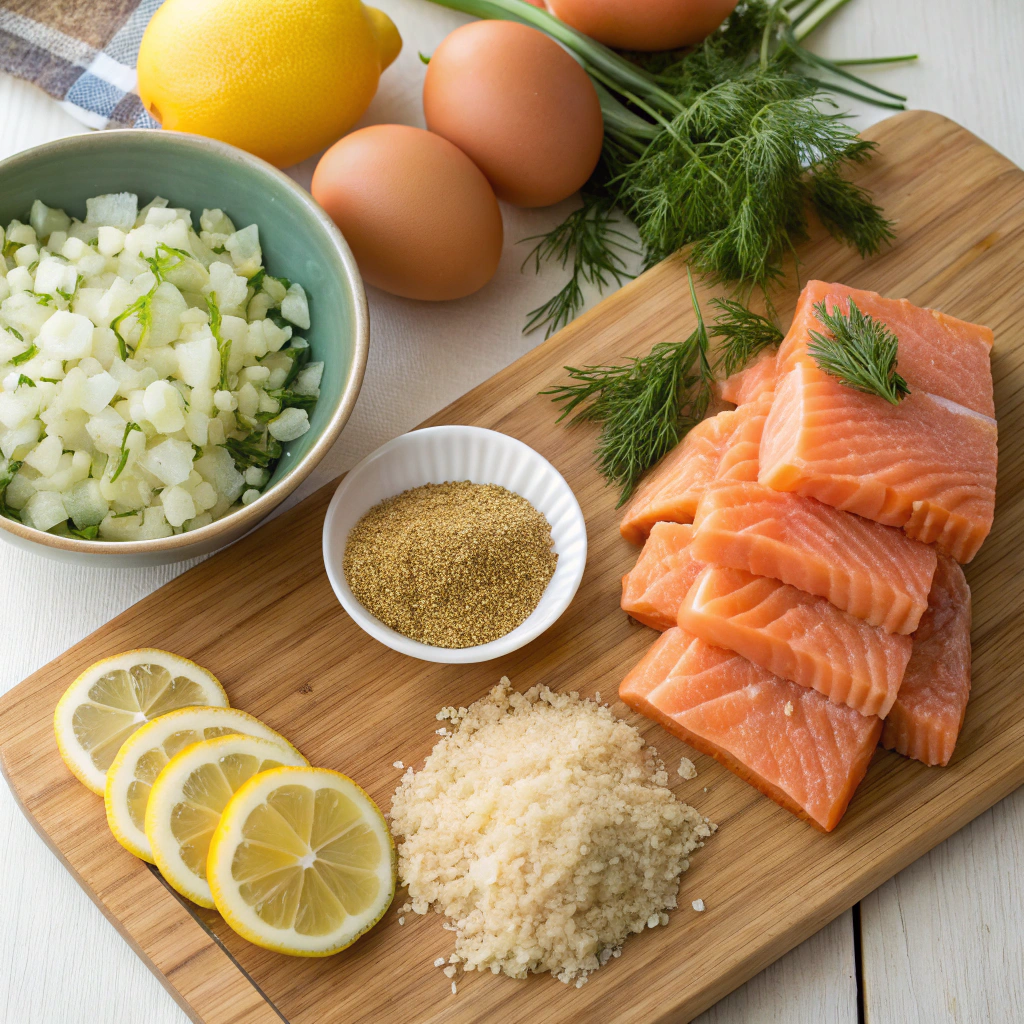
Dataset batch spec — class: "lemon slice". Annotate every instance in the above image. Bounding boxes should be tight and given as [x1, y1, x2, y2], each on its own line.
[208, 767, 396, 956]
[106, 706, 303, 863]
[54, 649, 227, 795]
[146, 734, 308, 908]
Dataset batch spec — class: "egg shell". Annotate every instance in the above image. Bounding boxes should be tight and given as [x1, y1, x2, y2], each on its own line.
[423, 20, 603, 209]
[311, 125, 504, 302]
[545, 0, 739, 51]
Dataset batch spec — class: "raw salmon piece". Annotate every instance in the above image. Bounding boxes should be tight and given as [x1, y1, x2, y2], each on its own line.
[691, 483, 937, 634]
[692, 398, 937, 634]
[716, 348, 778, 406]
[619, 407, 741, 545]
[711, 391, 772, 483]
[677, 564, 913, 718]
[759, 363, 998, 563]
[620, 627, 882, 831]
[621, 523, 705, 630]
[882, 556, 972, 766]
[778, 281, 994, 417]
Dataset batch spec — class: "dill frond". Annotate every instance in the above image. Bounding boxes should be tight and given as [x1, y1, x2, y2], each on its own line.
[710, 297, 784, 377]
[809, 162, 895, 258]
[807, 298, 909, 403]
[521, 193, 638, 338]
[541, 269, 714, 504]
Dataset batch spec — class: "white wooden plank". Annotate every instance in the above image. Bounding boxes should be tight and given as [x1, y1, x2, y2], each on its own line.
[0, 75, 86, 157]
[696, 912, 858, 1024]
[861, 788, 1024, 1023]
[0, 0, 1020, 1022]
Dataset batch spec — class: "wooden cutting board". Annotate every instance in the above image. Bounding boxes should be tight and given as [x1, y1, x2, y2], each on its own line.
[2, 110, 1023, 1024]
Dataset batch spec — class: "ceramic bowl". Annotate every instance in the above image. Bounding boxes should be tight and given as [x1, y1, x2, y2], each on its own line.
[322, 425, 588, 663]
[0, 130, 368, 567]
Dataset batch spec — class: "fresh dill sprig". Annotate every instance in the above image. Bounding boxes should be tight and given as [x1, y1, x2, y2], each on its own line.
[521, 193, 637, 338]
[807, 298, 909, 403]
[709, 297, 784, 377]
[542, 269, 713, 504]
[808, 161, 895, 258]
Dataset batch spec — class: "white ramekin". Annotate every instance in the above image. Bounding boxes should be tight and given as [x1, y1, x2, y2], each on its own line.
[322, 425, 587, 663]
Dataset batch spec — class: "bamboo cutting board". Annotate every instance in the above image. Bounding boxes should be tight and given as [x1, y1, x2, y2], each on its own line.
[2, 110, 1023, 1024]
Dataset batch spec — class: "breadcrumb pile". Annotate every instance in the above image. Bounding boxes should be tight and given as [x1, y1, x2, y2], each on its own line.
[389, 679, 714, 986]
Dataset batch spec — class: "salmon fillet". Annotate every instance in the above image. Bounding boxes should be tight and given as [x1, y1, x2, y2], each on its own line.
[621, 523, 705, 630]
[677, 564, 913, 718]
[620, 627, 882, 831]
[759, 363, 998, 563]
[882, 556, 972, 766]
[619, 407, 741, 545]
[778, 280, 994, 417]
[716, 348, 778, 406]
[691, 393, 938, 634]
[692, 485, 937, 634]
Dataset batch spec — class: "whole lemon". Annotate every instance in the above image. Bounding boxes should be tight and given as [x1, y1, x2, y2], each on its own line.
[137, 0, 401, 168]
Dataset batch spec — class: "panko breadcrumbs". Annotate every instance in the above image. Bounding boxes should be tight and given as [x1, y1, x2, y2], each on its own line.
[389, 678, 714, 987]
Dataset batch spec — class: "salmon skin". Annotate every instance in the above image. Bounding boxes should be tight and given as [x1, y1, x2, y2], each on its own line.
[619, 407, 742, 545]
[678, 564, 913, 718]
[691, 392, 938, 635]
[716, 348, 778, 406]
[621, 523, 705, 631]
[759, 362, 998, 563]
[882, 556, 972, 766]
[620, 627, 882, 831]
[778, 280, 994, 418]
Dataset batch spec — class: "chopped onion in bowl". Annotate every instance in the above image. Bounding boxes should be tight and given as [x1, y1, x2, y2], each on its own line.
[0, 194, 320, 541]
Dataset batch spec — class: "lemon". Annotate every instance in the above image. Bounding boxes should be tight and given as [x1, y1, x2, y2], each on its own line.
[137, 0, 402, 168]
[54, 650, 227, 796]
[105, 706, 303, 863]
[208, 767, 395, 956]
[146, 734, 308, 908]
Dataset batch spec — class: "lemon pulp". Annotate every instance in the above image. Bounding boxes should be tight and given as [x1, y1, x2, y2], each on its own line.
[209, 767, 395, 955]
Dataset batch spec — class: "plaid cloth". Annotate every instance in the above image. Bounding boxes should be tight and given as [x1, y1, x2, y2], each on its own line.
[0, 0, 163, 129]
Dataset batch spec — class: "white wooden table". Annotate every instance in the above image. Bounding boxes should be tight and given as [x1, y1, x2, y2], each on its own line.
[1, 2, 1021, 1021]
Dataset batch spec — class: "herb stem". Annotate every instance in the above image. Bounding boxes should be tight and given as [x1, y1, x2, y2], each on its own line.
[789, 36, 908, 102]
[832, 54, 918, 66]
[792, 0, 853, 38]
[761, 0, 789, 69]
[803, 77, 907, 110]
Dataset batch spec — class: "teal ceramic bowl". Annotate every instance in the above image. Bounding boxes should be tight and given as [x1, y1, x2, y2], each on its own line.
[0, 130, 368, 567]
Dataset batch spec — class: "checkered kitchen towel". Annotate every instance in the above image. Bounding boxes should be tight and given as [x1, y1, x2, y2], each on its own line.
[0, 0, 164, 129]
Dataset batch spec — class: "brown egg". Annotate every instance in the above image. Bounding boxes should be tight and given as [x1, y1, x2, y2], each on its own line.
[545, 0, 740, 50]
[311, 125, 503, 301]
[423, 20, 603, 208]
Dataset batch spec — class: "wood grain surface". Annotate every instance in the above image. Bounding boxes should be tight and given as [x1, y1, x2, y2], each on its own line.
[1, 110, 1022, 1024]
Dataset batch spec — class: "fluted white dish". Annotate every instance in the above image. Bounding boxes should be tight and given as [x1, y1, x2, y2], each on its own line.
[322, 425, 587, 663]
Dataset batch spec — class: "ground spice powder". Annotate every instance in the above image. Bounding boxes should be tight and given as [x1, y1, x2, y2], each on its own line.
[343, 481, 558, 648]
